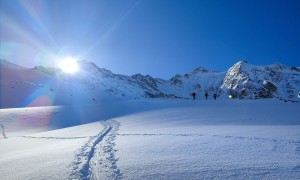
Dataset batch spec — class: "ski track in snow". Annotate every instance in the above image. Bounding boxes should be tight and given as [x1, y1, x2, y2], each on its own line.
[118, 133, 300, 144]
[21, 136, 93, 140]
[69, 120, 122, 180]
[118, 133, 300, 155]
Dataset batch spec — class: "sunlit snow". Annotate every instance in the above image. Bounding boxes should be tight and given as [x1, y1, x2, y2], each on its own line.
[0, 100, 300, 179]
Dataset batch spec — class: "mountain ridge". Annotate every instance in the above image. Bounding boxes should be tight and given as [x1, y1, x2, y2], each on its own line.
[1, 59, 299, 108]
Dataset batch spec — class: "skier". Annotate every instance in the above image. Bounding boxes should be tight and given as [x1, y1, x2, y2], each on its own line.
[205, 92, 208, 100]
[191, 92, 196, 100]
[213, 93, 217, 100]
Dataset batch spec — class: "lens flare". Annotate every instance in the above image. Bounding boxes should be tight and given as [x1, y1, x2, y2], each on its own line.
[59, 58, 79, 74]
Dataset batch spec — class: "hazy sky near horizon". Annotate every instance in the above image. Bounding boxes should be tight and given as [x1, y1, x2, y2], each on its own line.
[1, 0, 300, 79]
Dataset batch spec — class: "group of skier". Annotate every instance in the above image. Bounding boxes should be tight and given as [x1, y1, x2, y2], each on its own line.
[191, 92, 217, 100]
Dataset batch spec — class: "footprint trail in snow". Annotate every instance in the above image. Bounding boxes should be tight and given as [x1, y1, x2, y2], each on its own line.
[69, 119, 122, 180]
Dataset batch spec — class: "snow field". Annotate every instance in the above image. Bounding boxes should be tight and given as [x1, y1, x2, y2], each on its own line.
[0, 121, 104, 179]
[116, 126, 300, 179]
[113, 102, 300, 179]
[0, 99, 299, 179]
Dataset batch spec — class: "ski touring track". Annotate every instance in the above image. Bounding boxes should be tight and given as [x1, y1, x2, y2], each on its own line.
[118, 133, 300, 158]
[69, 119, 122, 180]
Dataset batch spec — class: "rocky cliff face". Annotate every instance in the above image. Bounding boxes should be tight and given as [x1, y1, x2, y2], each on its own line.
[220, 61, 300, 101]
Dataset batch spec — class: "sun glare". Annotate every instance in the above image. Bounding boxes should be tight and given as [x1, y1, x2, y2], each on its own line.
[59, 58, 79, 74]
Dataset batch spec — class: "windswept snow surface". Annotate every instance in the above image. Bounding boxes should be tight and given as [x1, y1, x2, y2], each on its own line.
[0, 99, 300, 179]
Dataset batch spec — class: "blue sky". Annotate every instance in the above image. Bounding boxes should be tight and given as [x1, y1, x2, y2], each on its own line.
[1, 0, 300, 79]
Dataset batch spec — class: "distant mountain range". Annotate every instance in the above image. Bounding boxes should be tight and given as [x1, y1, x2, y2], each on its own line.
[1, 59, 299, 108]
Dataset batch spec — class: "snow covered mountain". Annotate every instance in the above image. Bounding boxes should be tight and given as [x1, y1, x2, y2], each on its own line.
[221, 61, 300, 101]
[1, 59, 299, 108]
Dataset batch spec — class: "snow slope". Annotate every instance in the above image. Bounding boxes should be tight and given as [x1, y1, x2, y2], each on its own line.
[0, 99, 300, 179]
[0, 121, 104, 179]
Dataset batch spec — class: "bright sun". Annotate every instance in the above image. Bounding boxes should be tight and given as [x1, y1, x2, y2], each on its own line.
[59, 58, 79, 74]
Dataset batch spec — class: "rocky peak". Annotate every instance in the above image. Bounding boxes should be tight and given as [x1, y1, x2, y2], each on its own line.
[224, 61, 250, 85]
[229, 61, 249, 73]
[193, 67, 208, 73]
[186, 66, 212, 77]
[169, 74, 183, 86]
[132, 73, 158, 89]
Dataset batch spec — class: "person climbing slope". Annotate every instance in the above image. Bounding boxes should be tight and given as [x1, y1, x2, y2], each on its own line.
[191, 92, 197, 100]
[205, 92, 208, 100]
